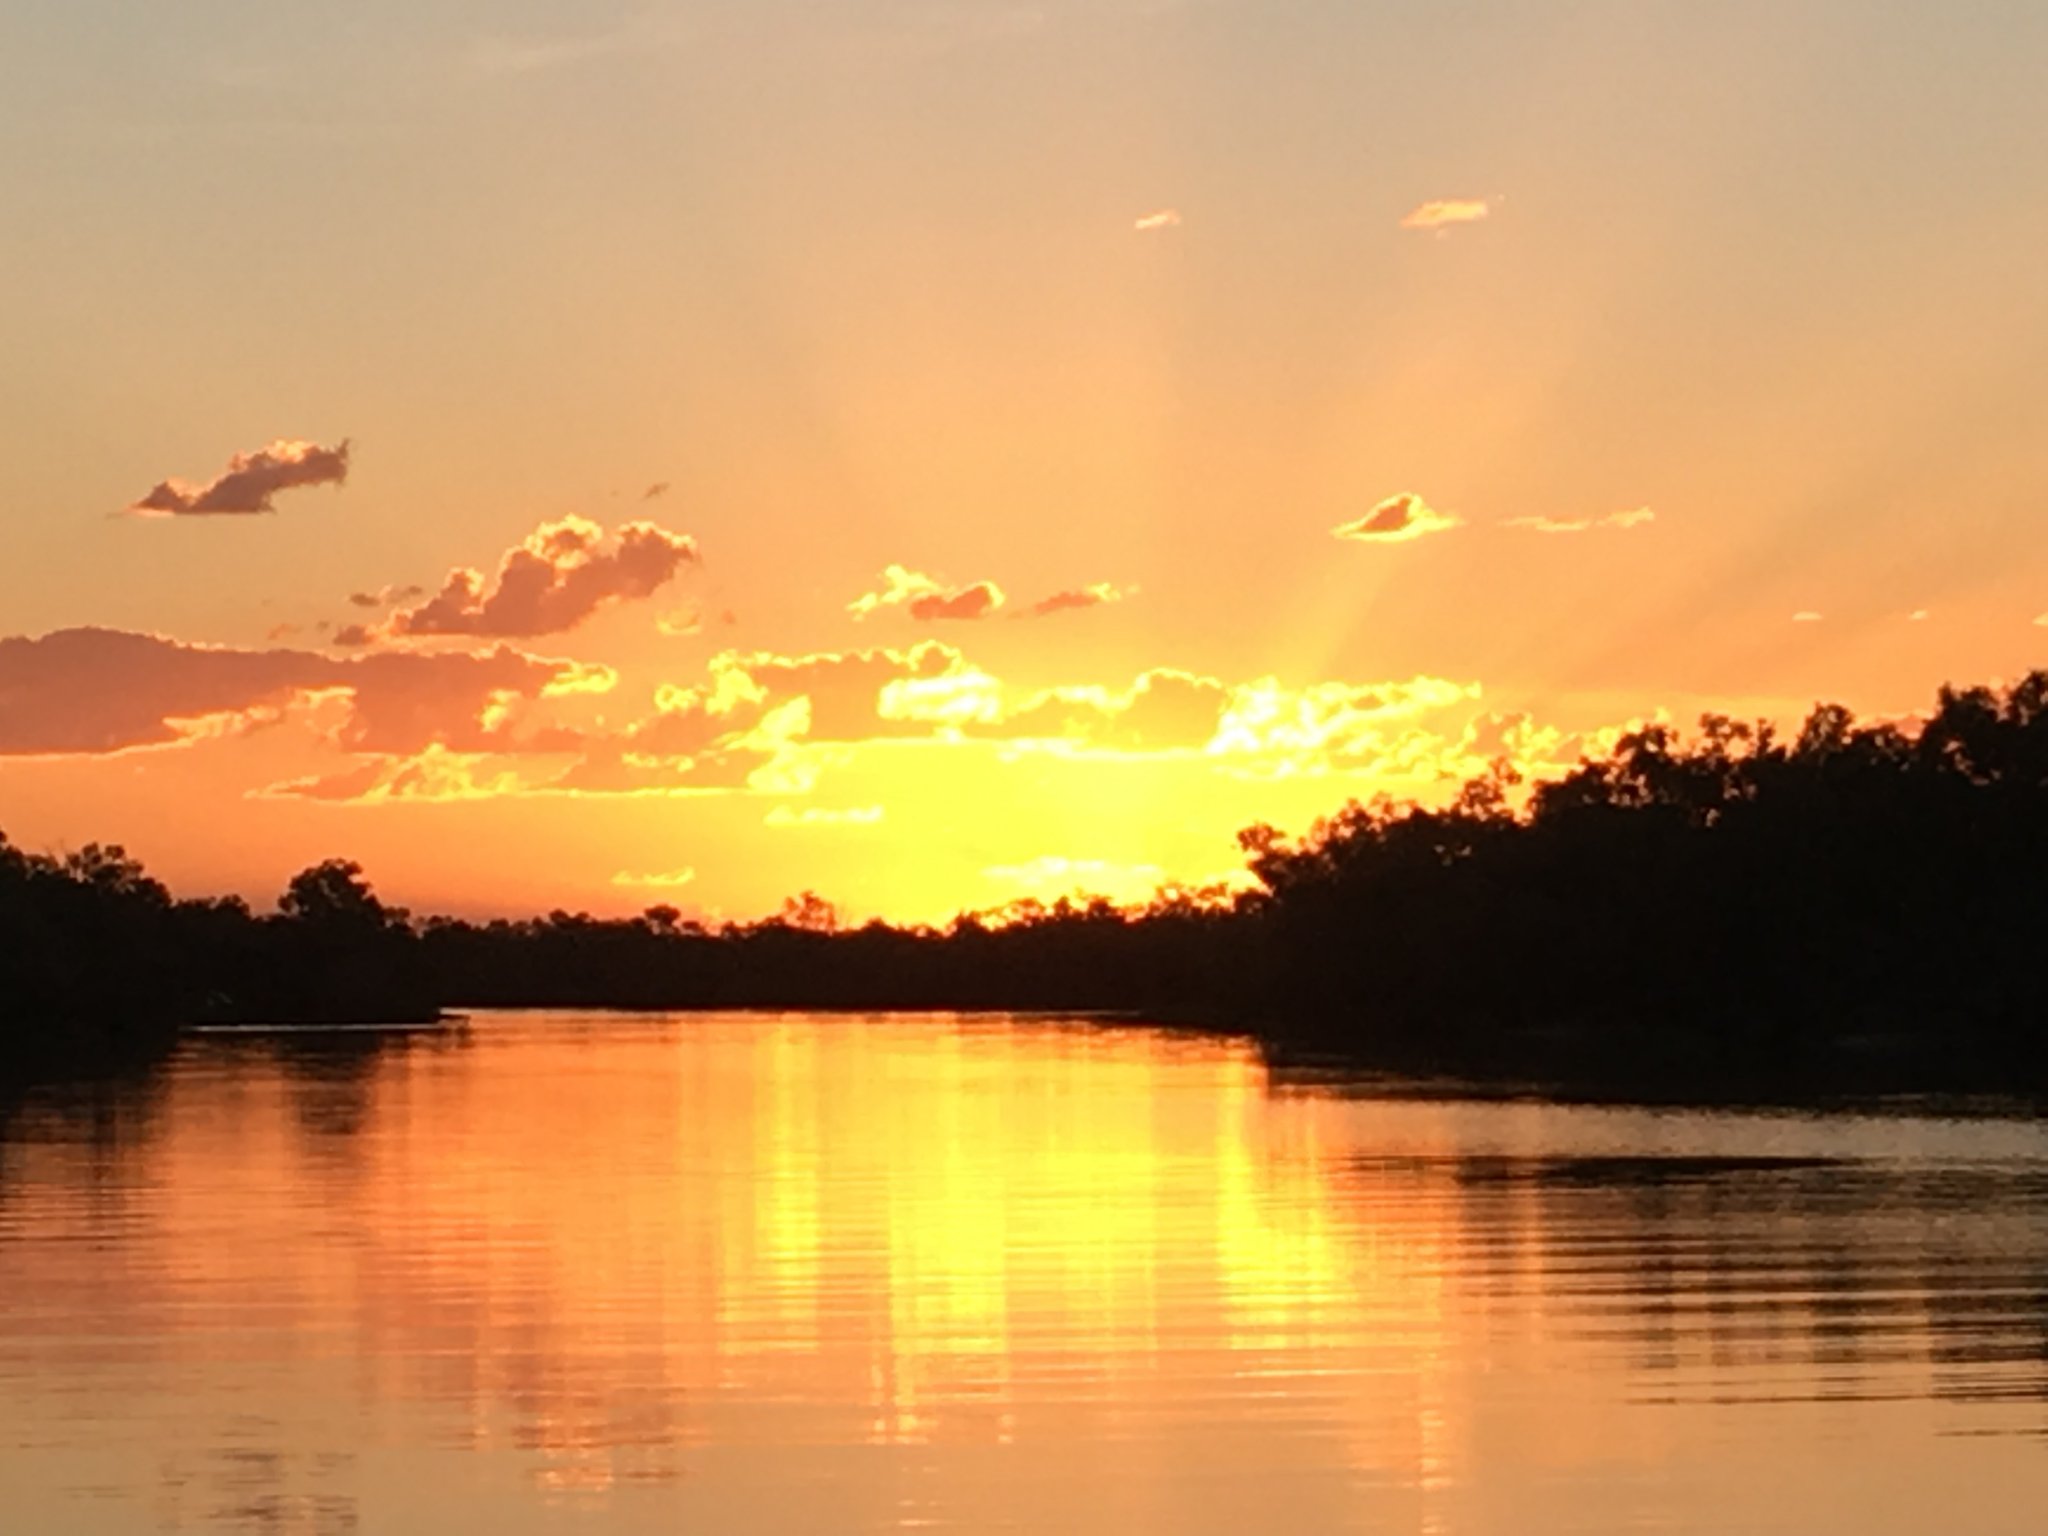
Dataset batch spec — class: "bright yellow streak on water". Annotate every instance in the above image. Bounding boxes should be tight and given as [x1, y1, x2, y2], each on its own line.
[2, 1014, 2047, 1534]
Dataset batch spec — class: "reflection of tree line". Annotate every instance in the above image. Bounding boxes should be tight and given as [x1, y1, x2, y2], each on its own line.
[7, 670, 2048, 1094]
[1435, 1155, 2048, 1416]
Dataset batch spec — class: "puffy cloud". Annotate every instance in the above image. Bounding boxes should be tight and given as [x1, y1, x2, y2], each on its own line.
[349, 516, 697, 644]
[1504, 507, 1655, 534]
[0, 627, 578, 759]
[1399, 198, 1492, 232]
[1026, 582, 1133, 618]
[130, 440, 351, 517]
[849, 565, 1005, 622]
[1133, 209, 1182, 232]
[1208, 675, 1479, 770]
[1331, 493, 1461, 544]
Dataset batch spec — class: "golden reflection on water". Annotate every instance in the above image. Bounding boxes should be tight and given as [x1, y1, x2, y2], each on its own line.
[3, 1014, 2048, 1535]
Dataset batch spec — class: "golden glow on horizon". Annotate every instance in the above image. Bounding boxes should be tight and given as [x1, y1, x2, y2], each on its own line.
[2, 3, 2046, 919]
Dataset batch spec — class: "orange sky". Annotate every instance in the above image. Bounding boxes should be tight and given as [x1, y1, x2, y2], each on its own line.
[3, 2, 2047, 921]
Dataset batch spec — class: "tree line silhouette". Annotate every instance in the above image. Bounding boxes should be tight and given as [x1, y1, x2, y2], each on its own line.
[6, 669, 2047, 1092]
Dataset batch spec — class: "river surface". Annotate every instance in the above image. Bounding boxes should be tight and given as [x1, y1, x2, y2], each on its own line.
[2, 1012, 2046, 1533]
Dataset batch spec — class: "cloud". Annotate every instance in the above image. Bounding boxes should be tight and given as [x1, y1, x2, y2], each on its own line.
[347, 516, 697, 643]
[1133, 209, 1182, 232]
[611, 867, 698, 889]
[1907, 609, 1930, 622]
[1026, 582, 1134, 618]
[657, 607, 703, 637]
[848, 565, 1006, 622]
[1400, 198, 1492, 232]
[1331, 493, 1461, 544]
[642, 481, 671, 500]
[1504, 507, 1655, 534]
[348, 584, 426, 610]
[129, 440, 351, 517]
[765, 805, 885, 828]
[0, 627, 580, 759]
[1792, 611, 1824, 623]
[982, 857, 1167, 903]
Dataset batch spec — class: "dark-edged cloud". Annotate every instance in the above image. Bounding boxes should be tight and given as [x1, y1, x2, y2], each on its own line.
[848, 565, 1005, 622]
[130, 440, 351, 517]
[348, 584, 427, 609]
[1026, 582, 1133, 618]
[1331, 493, 1461, 545]
[344, 515, 697, 644]
[0, 627, 582, 759]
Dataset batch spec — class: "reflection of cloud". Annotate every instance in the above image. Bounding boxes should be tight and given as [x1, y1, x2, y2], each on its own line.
[1332, 493, 1460, 544]
[849, 565, 1005, 622]
[348, 516, 697, 643]
[1399, 197, 1492, 232]
[130, 439, 350, 517]
[1133, 209, 1182, 232]
[1505, 507, 1655, 534]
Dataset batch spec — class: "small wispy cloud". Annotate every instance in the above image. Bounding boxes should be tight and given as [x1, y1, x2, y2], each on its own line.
[2033, 613, 2048, 627]
[1906, 609, 1930, 622]
[642, 481, 671, 501]
[1400, 197, 1493, 233]
[849, 565, 1005, 622]
[1332, 493, 1461, 545]
[764, 805, 885, 828]
[611, 866, 698, 889]
[1792, 611, 1824, 623]
[1133, 209, 1183, 232]
[1026, 582, 1134, 618]
[1504, 507, 1655, 535]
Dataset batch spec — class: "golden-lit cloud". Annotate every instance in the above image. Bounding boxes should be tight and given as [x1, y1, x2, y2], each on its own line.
[765, 805, 885, 828]
[1133, 209, 1183, 232]
[1026, 582, 1134, 618]
[1504, 507, 1655, 534]
[1793, 611, 1824, 623]
[656, 607, 703, 637]
[611, 866, 698, 889]
[1331, 493, 1461, 544]
[343, 516, 697, 644]
[849, 565, 1006, 622]
[129, 439, 350, 517]
[983, 855, 1164, 896]
[1907, 609, 1931, 622]
[1399, 197, 1492, 232]
[2033, 613, 2048, 627]
[0, 627, 577, 759]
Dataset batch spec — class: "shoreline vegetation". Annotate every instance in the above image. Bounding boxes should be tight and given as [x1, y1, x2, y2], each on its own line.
[5, 671, 2047, 1104]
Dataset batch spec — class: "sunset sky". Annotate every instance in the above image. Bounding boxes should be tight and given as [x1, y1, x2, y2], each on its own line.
[4, 1, 2047, 922]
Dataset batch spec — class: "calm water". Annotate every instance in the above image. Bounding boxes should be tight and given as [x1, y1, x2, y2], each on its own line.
[3, 1014, 2046, 1534]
